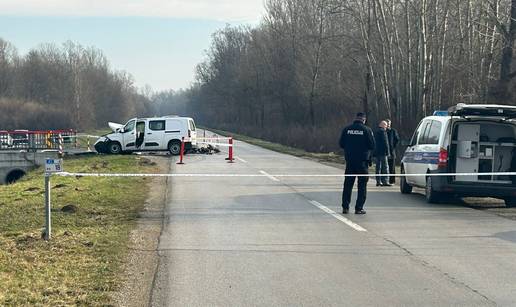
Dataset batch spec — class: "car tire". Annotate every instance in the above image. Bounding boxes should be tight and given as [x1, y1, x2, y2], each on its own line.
[400, 166, 413, 194]
[504, 197, 516, 208]
[108, 142, 122, 155]
[425, 176, 442, 204]
[168, 141, 182, 155]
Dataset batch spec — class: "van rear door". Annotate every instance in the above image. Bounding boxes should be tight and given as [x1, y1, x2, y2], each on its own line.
[188, 119, 197, 145]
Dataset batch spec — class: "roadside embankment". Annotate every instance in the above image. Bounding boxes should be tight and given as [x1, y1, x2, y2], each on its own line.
[0, 154, 163, 305]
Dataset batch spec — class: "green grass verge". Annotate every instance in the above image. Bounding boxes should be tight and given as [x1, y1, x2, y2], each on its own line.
[0, 155, 159, 305]
[205, 128, 345, 165]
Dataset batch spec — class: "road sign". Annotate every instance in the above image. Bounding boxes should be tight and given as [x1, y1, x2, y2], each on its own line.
[45, 158, 63, 173]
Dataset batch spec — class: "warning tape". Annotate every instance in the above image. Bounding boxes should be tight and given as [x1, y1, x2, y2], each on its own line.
[54, 172, 516, 178]
[195, 137, 232, 141]
[196, 141, 233, 147]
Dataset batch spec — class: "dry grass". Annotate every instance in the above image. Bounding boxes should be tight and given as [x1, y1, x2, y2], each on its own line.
[0, 154, 159, 306]
[206, 127, 345, 165]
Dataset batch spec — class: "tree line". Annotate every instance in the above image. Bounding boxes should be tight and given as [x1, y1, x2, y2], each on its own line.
[159, 0, 516, 153]
[0, 38, 153, 131]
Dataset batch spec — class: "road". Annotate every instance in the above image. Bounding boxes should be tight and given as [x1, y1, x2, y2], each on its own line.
[150, 138, 516, 306]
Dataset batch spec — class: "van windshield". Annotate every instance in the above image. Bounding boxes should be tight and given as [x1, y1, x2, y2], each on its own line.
[124, 120, 135, 133]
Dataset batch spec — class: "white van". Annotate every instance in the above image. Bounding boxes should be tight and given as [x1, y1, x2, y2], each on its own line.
[94, 116, 197, 155]
[400, 104, 516, 206]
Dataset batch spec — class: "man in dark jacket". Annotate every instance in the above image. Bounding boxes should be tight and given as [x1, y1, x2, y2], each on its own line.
[374, 121, 391, 186]
[386, 119, 400, 184]
[339, 112, 375, 215]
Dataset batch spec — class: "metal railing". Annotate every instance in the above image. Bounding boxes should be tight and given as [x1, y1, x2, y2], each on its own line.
[0, 130, 76, 151]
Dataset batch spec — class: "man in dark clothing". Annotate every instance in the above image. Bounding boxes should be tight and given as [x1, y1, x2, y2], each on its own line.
[339, 112, 376, 215]
[374, 121, 391, 186]
[386, 119, 400, 184]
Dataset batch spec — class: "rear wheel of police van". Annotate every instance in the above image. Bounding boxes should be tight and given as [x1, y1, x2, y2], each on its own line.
[425, 176, 442, 203]
[504, 197, 516, 208]
[400, 166, 413, 194]
[108, 142, 122, 155]
[168, 141, 181, 155]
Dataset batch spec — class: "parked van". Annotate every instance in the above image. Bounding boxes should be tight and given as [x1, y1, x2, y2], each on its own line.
[400, 104, 516, 206]
[94, 116, 197, 155]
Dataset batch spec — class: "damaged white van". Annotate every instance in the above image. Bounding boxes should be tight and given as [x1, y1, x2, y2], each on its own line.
[94, 116, 197, 155]
[400, 104, 516, 206]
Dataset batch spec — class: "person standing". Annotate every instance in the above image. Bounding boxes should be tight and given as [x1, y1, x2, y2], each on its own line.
[374, 121, 391, 187]
[386, 119, 400, 184]
[339, 112, 375, 215]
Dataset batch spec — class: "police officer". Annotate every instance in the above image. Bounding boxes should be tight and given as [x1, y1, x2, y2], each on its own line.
[339, 112, 375, 214]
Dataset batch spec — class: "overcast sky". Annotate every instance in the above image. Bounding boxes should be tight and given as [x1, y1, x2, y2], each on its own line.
[0, 0, 266, 91]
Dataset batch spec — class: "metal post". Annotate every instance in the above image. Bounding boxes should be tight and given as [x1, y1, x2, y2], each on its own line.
[227, 137, 234, 163]
[177, 137, 185, 165]
[44, 173, 51, 240]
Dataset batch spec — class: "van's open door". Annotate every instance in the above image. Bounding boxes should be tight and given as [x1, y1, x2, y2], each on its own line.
[449, 104, 516, 119]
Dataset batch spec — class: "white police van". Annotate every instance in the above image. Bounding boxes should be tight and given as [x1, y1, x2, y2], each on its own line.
[400, 104, 516, 206]
[94, 116, 197, 155]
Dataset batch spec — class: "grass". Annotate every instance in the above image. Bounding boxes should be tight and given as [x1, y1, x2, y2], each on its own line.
[205, 127, 345, 165]
[0, 154, 159, 306]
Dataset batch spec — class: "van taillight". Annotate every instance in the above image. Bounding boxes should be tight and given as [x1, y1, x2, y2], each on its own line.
[438, 148, 448, 168]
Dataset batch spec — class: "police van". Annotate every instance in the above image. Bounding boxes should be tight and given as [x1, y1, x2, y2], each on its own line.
[94, 116, 197, 155]
[400, 104, 516, 206]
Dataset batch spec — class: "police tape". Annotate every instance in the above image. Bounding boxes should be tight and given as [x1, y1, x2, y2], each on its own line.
[196, 141, 233, 147]
[195, 137, 232, 141]
[54, 171, 516, 178]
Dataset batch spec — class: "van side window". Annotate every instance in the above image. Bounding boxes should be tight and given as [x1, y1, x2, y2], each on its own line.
[427, 121, 442, 145]
[149, 120, 166, 131]
[124, 120, 135, 133]
[417, 122, 431, 144]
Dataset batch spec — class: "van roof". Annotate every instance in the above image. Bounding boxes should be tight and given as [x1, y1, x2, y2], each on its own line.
[132, 116, 194, 121]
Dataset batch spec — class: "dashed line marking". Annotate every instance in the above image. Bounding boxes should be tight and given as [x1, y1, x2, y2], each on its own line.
[259, 170, 280, 182]
[236, 157, 247, 163]
[309, 200, 367, 232]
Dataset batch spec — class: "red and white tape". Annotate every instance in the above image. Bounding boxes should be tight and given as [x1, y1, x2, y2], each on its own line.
[54, 171, 516, 178]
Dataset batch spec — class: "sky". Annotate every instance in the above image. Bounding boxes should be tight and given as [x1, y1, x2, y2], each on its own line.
[0, 0, 266, 91]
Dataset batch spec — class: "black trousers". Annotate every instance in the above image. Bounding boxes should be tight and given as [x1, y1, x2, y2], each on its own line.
[388, 158, 396, 184]
[342, 160, 369, 211]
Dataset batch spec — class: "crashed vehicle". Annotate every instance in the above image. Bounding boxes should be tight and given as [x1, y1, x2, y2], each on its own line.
[94, 116, 197, 155]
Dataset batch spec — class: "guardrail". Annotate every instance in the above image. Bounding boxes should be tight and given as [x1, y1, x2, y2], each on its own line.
[0, 130, 77, 151]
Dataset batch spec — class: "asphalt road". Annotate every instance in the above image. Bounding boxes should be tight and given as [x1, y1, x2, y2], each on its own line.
[150, 138, 516, 306]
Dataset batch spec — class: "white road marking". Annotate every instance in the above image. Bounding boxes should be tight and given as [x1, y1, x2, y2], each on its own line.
[309, 200, 367, 232]
[236, 156, 247, 163]
[259, 170, 280, 182]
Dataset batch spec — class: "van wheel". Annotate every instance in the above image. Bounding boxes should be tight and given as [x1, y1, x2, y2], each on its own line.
[504, 197, 516, 208]
[108, 142, 122, 154]
[168, 141, 182, 155]
[425, 176, 442, 203]
[400, 166, 413, 194]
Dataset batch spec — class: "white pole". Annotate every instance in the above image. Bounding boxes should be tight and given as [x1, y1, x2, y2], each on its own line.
[44, 173, 51, 240]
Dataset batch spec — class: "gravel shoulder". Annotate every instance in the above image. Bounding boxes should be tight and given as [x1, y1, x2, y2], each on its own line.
[112, 155, 170, 307]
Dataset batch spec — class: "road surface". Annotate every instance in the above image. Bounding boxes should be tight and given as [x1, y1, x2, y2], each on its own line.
[150, 139, 516, 306]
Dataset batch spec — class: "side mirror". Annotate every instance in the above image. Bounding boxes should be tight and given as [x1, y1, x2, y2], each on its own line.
[401, 139, 411, 147]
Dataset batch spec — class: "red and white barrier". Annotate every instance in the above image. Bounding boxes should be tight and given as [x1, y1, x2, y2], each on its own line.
[58, 134, 64, 157]
[176, 136, 235, 165]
